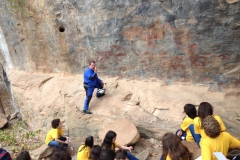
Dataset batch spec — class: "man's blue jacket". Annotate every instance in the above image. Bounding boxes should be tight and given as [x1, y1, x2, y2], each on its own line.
[83, 67, 102, 87]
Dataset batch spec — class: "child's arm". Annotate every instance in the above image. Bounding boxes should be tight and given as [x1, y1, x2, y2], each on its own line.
[177, 129, 183, 137]
[59, 128, 69, 139]
[118, 145, 133, 153]
[54, 138, 69, 145]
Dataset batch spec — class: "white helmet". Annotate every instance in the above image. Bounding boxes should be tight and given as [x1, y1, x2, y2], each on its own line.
[97, 88, 106, 94]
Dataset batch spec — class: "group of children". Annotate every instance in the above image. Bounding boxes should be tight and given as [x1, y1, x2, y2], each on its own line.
[41, 102, 240, 160]
[76, 131, 138, 160]
[162, 102, 240, 160]
[44, 118, 138, 160]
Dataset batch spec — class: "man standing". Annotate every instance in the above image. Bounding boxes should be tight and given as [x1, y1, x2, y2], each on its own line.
[83, 61, 105, 114]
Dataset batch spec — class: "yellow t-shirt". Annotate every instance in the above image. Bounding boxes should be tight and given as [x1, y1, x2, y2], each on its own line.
[111, 142, 119, 150]
[201, 132, 240, 160]
[194, 115, 226, 146]
[77, 145, 91, 160]
[166, 155, 171, 160]
[45, 128, 64, 145]
[180, 117, 194, 142]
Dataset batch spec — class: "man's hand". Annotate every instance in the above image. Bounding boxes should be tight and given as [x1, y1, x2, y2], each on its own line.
[94, 67, 97, 72]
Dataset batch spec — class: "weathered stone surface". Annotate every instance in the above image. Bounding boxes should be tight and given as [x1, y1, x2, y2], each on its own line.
[0, 113, 7, 128]
[6, 71, 240, 140]
[0, 0, 239, 89]
[136, 149, 150, 160]
[29, 144, 53, 160]
[181, 140, 199, 154]
[153, 153, 162, 160]
[98, 118, 140, 145]
[226, 0, 239, 4]
[0, 65, 14, 116]
[192, 148, 201, 160]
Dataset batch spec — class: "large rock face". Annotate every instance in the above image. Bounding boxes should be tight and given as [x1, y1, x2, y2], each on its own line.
[7, 71, 240, 140]
[0, 0, 239, 88]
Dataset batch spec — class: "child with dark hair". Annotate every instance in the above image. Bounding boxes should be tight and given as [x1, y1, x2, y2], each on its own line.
[90, 145, 102, 160]
[194, 102, 226, 146]
[161, 132, 191, 160]
[45, 119, 69, 147]
[99, 149, 116, 160]
[115, 149, 128, 160]
[77, 136, 94, 160]
[177, 104, 197, 142]
[101, 130, 138, 160]
[51, 151, 71, 160]
[16, 151, 31, 160]
[201, 116, 240, 160]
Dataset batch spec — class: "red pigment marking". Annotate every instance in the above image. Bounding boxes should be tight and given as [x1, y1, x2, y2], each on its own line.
[144, 51, 151, 55]
[110, 45, 121, 49]
[190, 55, 207, 66]
[218, 53, 230, 61]
[159, 52, 168, 56]
[170, 56, 185, 70]
[114, 53, 126, 57]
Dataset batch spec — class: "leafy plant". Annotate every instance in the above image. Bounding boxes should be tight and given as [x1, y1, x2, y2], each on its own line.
[0, 120, 43, 152]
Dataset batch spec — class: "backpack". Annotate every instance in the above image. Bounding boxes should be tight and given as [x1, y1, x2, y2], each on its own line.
[0, 148, 11, 160]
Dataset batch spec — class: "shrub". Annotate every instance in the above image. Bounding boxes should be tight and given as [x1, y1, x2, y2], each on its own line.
[0, 120, 43, 152]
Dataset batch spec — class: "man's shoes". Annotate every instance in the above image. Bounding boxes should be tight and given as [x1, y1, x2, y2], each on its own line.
[97, 88, 106, 98]
[97, 92, 105, 98]
[83, 110, 92, 114]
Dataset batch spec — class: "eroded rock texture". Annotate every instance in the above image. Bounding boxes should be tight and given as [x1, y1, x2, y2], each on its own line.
[7, 71, 240, 139]
[0, 0, 239, 87]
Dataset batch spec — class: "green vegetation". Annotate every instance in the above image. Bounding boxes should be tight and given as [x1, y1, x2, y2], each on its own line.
[5, 0, 29, 14]
[0, 120, 43, 152]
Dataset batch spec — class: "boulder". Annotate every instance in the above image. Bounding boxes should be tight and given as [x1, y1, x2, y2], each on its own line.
[99, 119, 140, 145]
[226, 0, 239, 4]
[9, 111, 20, 121]
[29, 144, 53, 160]
[135, 149, 150, 160]
[0, 113, 8, 128]
[153, 153, 162, 160]
[70, 137, 86, 150]
[192, 148, 201, 160]
[181, 140, 200, 159]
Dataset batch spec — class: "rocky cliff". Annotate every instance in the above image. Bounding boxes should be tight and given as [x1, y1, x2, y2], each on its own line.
[0, 0, 240, 86]
[0, 0, 240, 139]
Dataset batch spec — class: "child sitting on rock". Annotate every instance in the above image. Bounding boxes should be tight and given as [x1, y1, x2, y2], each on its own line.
[177, 104, 197, 142]
[194, 102, 226, 147]
[101, 130, 138, 160]
[77, 136, 94, 160]
[45, 118, 69, 147]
